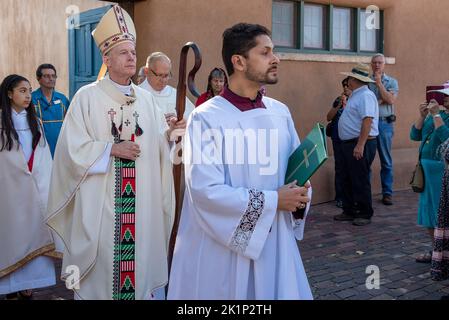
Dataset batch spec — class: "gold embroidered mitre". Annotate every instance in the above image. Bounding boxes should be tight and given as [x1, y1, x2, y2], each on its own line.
[92, 5, 136, 55]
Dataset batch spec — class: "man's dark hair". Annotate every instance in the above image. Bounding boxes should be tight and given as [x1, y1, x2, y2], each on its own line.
[222, 23, 271, 76]
[36, 64, 57, 79]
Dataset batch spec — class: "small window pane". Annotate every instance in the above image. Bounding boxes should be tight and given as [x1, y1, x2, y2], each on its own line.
[332, 8, 352, 50]
[303, 4, 324, 49]
[359, 10, 378, 52]
[272, 1, 295, 47]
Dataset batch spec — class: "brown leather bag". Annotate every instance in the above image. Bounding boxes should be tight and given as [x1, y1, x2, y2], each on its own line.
[410, 130, 434, 193]
[410, 161, 424, 193]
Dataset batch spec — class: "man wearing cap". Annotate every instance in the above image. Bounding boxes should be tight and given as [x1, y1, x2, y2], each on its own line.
[369, 54, 399, 206]
[139, 52, 194, 123]
[45, 5, 184, 300]
[334, 64, 379, 226]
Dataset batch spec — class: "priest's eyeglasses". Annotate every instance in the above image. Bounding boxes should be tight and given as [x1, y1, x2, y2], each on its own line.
[149, 69, 172, 81]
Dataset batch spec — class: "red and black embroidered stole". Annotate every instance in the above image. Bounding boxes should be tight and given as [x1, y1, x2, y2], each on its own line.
[109, 102, 143, 300]
[112, 134, 136, 300]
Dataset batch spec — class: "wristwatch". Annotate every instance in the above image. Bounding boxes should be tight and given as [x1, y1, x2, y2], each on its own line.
[433, 114, 442, 119]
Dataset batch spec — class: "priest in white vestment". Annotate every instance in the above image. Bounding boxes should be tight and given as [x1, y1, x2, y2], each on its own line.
[46, 6, 183, 300]
[167, 23, 313, 300]
[139, 52, 194, 120]
[0, 74, 56, 298]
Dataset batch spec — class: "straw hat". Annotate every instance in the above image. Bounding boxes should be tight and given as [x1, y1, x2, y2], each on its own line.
[340, 63, 375, 83]
[92, 5, 136, 55]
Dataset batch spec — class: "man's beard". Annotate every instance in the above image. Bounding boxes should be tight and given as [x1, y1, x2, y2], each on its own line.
[245, 65, 278, 85]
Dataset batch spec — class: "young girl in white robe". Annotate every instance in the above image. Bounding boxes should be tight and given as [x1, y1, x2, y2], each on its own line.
[0, 74, 56, 299]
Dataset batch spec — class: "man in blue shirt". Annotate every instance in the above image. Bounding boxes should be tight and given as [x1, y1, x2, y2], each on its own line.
[368, 54, 399, 206]
[32, 64, 70, 157]
[334, 64, 379, 226]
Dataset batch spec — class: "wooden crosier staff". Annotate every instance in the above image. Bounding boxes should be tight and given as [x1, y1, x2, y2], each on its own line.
[167, 42, 202, 275]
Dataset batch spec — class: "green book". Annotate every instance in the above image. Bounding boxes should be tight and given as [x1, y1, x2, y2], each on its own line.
[285, 123, 328, 186]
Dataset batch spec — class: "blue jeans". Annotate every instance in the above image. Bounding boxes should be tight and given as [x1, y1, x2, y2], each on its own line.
[377, 120, 394, 196]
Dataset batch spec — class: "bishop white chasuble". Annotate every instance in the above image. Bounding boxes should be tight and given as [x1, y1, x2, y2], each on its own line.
[46, 76, 175, 300]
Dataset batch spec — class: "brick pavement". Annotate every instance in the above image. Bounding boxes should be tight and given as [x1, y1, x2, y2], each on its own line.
[301, 189, 449, 300]
[2, 189, 448, 300]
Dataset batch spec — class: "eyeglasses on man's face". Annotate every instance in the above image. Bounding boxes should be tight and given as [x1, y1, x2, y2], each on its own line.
[149, 69, 172, 81]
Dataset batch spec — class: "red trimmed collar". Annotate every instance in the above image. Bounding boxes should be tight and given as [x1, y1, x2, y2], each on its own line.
[220, 85, 266, 112]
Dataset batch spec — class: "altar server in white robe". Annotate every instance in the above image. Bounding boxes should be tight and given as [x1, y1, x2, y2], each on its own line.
[0, 74, 56, 299]
[167, 23, 313, 300]
[45, 5, 184, 300]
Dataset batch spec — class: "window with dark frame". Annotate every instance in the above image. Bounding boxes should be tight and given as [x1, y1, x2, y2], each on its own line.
[272, 0, 296, 47]
[272, 0, 383, 54]
[303, 3, 326, 49]
[332, 7, 352, 51]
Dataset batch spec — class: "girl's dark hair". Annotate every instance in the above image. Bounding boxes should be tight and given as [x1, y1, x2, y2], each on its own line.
[206, 68, 228, 99]
[0, 74, 41, 151]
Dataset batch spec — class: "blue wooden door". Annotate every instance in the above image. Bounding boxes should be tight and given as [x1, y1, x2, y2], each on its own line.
[68, 5, 112, 99]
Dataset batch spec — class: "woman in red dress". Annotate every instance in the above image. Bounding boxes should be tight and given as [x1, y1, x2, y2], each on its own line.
[195, 68, 228, 107]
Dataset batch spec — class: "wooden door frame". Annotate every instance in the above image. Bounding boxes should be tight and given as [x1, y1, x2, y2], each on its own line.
[68, 5, 112, 98]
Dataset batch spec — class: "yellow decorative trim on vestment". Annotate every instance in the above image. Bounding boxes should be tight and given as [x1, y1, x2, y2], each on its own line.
[42, 120, 64, 123]
[0, 243, 55, 278]
[44, 250, 63, 259]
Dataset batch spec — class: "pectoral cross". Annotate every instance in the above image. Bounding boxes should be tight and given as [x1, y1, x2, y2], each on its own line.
[108, 108, 116, 121]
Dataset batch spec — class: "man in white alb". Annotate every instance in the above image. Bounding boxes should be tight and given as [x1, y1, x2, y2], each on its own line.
[167, 23, 313, 300]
